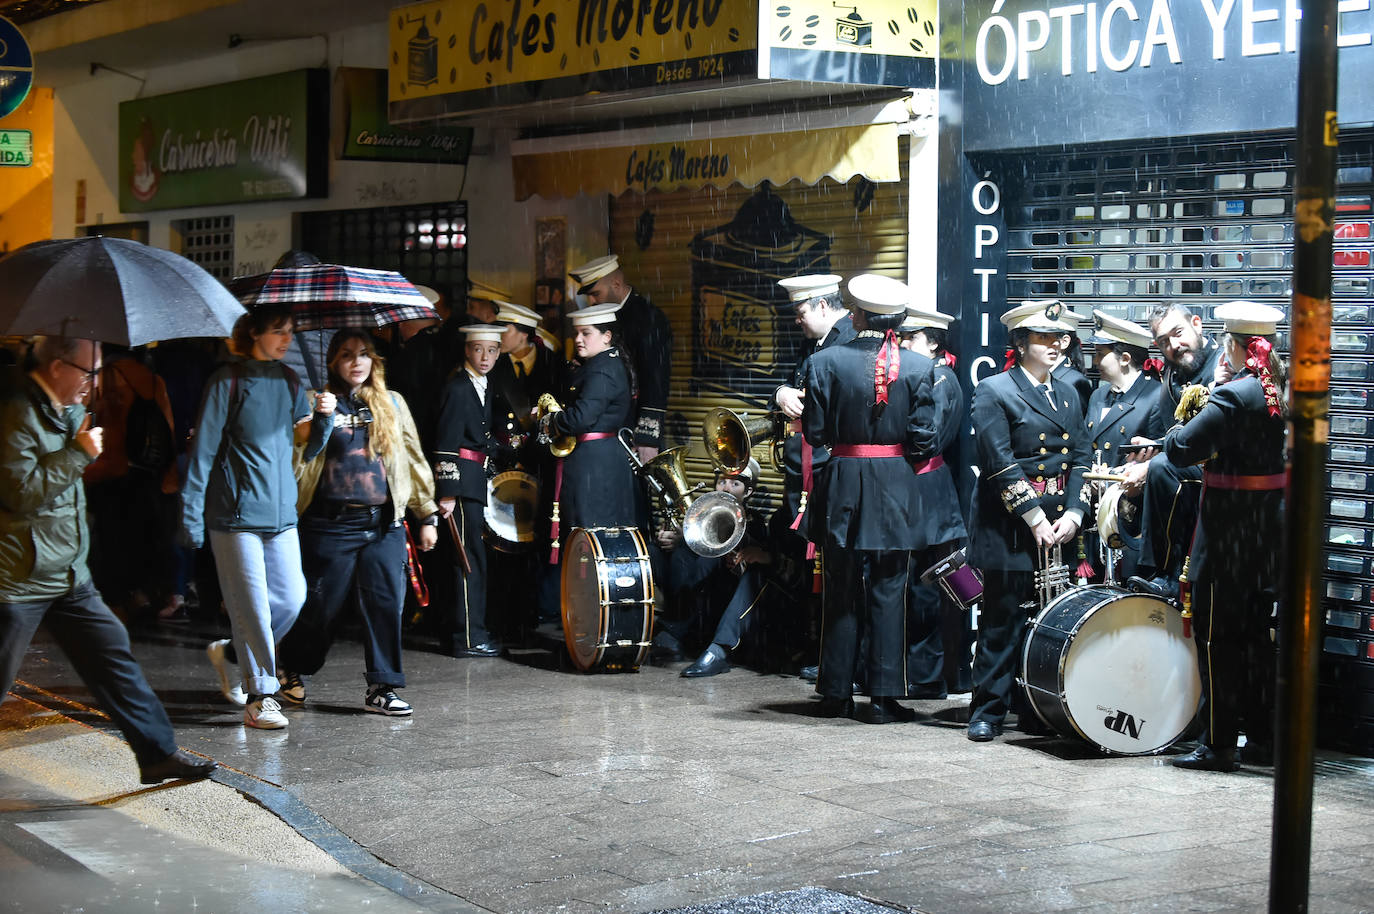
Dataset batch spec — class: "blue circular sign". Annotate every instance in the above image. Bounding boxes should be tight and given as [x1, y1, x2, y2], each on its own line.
[0, 16, 35, 120]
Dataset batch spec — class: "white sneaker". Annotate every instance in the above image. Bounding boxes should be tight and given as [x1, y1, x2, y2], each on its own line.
[206, 640, 247, 707]
[364, 687, 413, 717]
[244, 694, 289, 729]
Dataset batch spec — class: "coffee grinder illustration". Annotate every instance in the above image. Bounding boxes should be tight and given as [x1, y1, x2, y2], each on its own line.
[688, 186, 832, 405]
[833, 3, 873, 47]
[407, 14, 439, 88]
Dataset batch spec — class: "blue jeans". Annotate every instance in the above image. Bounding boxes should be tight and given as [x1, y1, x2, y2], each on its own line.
[0, 580, 178, 766]
[209, 528, 305, 695]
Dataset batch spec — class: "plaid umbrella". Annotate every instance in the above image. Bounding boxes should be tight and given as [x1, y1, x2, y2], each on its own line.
[228, 264, 438, 331]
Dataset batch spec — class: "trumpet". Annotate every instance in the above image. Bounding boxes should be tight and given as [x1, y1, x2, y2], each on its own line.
[702, 407, 788, 474]
[535, 393, 577, 457]
[1027, 543, 1073, 612]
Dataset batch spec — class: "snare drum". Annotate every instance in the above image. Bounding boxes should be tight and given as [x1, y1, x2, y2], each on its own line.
[484, 471, 539, 552]
[919, 548, 984, 611]
[560, 526, 654, 672]
[1021, 584, 1201, 755]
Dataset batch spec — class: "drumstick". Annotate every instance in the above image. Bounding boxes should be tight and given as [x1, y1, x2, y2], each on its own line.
[446, 513, 473, 576]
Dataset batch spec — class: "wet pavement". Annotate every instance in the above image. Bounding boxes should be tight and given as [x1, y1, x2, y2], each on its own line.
[4, 621, 1374, 913]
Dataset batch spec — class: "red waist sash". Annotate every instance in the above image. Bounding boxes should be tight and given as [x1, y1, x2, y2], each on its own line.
[830, 444, 905, 458]
[578, 432, 617, 443]
[456, 448, 486, 464]
[912, 455, 946, 475]
[1203, 470, 1286, 491]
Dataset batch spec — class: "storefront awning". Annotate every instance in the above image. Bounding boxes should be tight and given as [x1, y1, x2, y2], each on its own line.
[512, 122, 902, 201]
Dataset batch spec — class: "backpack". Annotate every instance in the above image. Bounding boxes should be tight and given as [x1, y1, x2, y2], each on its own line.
[118, 365, 175, 474]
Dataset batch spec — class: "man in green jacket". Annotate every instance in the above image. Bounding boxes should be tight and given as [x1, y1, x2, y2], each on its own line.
[0, 336, 216, 784]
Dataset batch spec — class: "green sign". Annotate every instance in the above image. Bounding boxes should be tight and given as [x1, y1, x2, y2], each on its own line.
[118, 69, 328, 212]
[0, 16, 34, 120]
[0, 128, 31, 166]
[337, 67, 471, 164]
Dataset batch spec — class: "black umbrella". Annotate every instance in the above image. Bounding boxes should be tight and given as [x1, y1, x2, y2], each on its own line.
[0, 237, 245, 346]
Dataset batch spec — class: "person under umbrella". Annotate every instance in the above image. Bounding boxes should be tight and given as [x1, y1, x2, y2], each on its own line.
[276, 330, 440, 715]
[183, 305, 335, 729]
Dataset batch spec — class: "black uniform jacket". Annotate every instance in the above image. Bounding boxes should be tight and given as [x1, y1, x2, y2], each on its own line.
[432, 370, 492, 503]
[1085, 373, 1162, 468]
[779, 314, 857, 522]
[802, 334, 938, 551]
[618, 290, 673, 450]
[488, 344, 564, 432]
[913, 363, 968, 547]
[968, 368, 1094, 573]
[1052, 359, 1095, 417]
[1147, 337, 1224, 439]
[551, 347, 637, 529]
[1162, 372, 1284, 588]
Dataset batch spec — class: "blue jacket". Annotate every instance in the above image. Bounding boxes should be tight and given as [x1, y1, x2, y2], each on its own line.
[181, 359, 329, 545]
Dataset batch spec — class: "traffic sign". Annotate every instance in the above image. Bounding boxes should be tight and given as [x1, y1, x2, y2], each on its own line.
[0, 16, 35, 120]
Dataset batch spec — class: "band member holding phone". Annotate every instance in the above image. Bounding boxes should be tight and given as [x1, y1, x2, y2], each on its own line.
[966, 300, 1093, 742]
[1084, 311, 1163, 582]
[1164, 301, 1286, 772]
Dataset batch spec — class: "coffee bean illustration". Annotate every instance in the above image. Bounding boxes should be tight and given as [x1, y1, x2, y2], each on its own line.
[448, 33, 456, 49]
[776, 5, 791, 17]
[594, 48, 601, 65]
[888, 19, 900, 35]
[560, 53, 568, 69]
[802, 32, 817, 45]
[728, 26, 740, 41]
[924, 20, 935, 36]
[684, 33, 692, 49]
[805, 14, 820, 27]
[630, 46, 640, 60]
[780, 24, 792, 40]
[398, 82, 407, 95]
[908, 7, 919, 23]
[434, 9, 441, 25]
[391, 50, 399, 65]
[908, 37, 924, 52]
[450, 67, 457, 83]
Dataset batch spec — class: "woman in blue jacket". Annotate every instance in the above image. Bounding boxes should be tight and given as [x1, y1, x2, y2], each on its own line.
[181, 305, 333, 729]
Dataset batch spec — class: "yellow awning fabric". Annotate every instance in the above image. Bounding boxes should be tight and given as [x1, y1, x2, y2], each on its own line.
[512, 123, 900, 201]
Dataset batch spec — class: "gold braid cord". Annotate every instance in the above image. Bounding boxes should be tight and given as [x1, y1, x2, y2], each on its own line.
[1174, 384, 1212, 423]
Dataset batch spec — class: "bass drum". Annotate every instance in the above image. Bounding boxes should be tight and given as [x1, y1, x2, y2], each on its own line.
[484, 471, 539, 552]
[560, 526, 654, 672]
[1021, 584, 1201, 755]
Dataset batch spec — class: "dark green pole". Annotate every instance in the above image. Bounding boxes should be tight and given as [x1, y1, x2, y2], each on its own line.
[1270, 0, 1337, 909]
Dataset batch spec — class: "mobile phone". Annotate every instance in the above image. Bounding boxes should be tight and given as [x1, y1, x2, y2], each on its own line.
[1119, 441, 1161, 453]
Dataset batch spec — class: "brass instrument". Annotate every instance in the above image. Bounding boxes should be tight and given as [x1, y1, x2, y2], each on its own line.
[1027, 543, 1073, 612]
[681, 490, 747, 558]
[617, 430, 703, 526]
[535, 393, 577, 457]
[702, 407, 788, 474]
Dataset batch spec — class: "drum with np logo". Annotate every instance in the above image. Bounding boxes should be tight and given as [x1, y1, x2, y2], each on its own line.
[1021, 584, 1201, 755]
[484, 470, 539, 552]
[560, 526, 654, 672]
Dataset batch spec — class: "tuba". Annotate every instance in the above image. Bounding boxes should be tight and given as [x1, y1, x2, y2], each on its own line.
[702, 407, 788, 474]
[617, 430, 702, 526]
[682, 490, 748, 558]
[535, 393, 577, 457]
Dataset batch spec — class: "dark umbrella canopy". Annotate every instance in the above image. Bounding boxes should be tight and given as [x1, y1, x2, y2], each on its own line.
[0, 237, 246, 347]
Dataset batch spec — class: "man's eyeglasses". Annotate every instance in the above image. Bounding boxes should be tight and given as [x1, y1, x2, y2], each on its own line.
[60, 359, 100, 382]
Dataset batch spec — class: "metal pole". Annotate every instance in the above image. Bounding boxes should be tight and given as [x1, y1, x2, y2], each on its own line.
[1270, 0, 1338, 909]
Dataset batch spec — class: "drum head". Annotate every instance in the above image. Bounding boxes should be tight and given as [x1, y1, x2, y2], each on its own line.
[485, 471, 538, 552]
[561, 529, 604, 671]
[1061, 592, 1201, 754]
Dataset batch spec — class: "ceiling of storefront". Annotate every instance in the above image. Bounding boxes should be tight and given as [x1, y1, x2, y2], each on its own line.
[0, 0, 108, 27]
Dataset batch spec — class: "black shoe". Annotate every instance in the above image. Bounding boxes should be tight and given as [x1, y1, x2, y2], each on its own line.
[1242, 740, 1274, 767]
[855, 697, 917, 724]
[682, 645, 730, 678]
[453, 642, 502, 658]
[1170, 746, 1239, 772]
[799, 664, 819, 683]
[140, 748, 217, 785]
[905, 683, 949, 701]
[1127, 575, 1179, 601]
[813, 696, 854, 719]
[967, 720, 1002, 742]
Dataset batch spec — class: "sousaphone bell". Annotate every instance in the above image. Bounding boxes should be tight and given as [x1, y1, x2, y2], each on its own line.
[681, 490, 748, 558]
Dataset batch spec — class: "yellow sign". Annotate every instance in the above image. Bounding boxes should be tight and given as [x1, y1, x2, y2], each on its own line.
[512, 123, 899, 200]
[389, 0, 756, 120]
[758, 0, 937, 85]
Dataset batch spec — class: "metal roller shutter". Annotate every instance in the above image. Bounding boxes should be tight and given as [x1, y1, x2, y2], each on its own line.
[975, 132, 1374, 754]
[609, 146, 910, 516]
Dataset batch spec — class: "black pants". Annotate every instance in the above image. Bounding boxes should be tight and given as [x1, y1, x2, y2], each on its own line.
[819, 549, 907, 700]
[906, 543, 965, 693]
[444, 498, 490, 652]
[1192, 579, 1277, 753]
[278, 510, 408, 688]
[1138, 458, 1203, 580]
[969, 569, 1035, 727]
[86, 472, 175, 607]
[0, 580, 178, 766]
